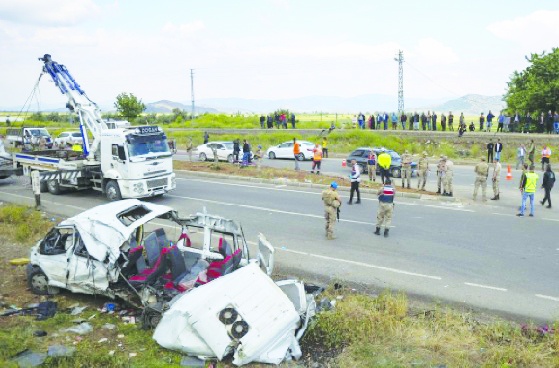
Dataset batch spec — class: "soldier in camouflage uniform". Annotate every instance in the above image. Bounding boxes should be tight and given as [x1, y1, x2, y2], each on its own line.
[417, 151, 429, 190]
[400, 150, 412, 188]
[436, 155, 445, 194]
[473, 157, 489, 201]
[322, 181, 341, 240]
[375, 178, 395, 237]
[443, 156, 454, 197]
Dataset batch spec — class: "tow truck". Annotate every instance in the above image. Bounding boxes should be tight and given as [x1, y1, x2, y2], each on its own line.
[12, 54, 176, 200]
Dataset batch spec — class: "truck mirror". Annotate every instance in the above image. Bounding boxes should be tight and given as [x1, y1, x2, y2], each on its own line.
[117, 146, 127, 161]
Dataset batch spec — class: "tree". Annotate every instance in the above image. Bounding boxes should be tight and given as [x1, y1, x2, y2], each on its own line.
[114, 92, 146, 120]
[504, 48, 559, 114]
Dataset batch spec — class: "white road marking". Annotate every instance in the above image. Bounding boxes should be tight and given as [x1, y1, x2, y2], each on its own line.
[0, 191, 34, 200]
[543, 218, 559, 222]
[275, 185, 287, 188]
[492, 213, 516, 217]
[535, 294, 559, 302]
[425, 205, 474, 212]
[168, 194, 381, 226]
[65, 204, 87, 210]
[464, 282, 507, 292]
[277, 247, 442, 280]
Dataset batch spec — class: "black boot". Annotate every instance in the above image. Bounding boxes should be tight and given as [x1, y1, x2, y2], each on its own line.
[436, 188, 441, 194]
[384, 229, 389, 238]
[449, 192, 453, 197]
[374, 227, 380, 235]
[347, 201, 353, 205]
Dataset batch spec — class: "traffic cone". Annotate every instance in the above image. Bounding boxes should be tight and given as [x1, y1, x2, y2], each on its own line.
[506, 165, 512, 181]
[342, 160, 346, 168]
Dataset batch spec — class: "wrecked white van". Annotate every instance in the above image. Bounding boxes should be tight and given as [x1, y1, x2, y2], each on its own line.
[27, 199, 275, 311]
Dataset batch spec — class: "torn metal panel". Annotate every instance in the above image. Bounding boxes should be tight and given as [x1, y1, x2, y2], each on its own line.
[154, 263, 302, 366]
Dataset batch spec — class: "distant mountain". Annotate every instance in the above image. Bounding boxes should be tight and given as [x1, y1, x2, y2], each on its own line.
[427, 94, 506, 115]
[145, 100, 218, 114]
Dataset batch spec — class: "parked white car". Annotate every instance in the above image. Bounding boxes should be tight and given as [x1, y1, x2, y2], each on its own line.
[54, 131, 83, 146]
[266, 140, 315, 161]
[197, 141, 235, 162]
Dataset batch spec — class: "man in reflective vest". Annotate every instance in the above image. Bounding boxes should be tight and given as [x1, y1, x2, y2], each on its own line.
[311, 143, 323, 174]
[375, 178, 395, 237]
[517, 165, 539, 217]
[377, 149, 391, 184]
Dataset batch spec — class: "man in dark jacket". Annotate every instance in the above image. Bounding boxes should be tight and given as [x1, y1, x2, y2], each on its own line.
[540, 164, 555, 208]
[487, 139, 494, 163]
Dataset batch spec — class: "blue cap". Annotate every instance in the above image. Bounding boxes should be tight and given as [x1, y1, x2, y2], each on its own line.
[331, 181, 338, 189]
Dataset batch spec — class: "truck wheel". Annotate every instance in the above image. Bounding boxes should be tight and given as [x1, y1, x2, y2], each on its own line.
[40, 181, 48, 193]
[47, 180, 61, 195]
[105, 180, 122, 201]
[28, 267, 59, 295]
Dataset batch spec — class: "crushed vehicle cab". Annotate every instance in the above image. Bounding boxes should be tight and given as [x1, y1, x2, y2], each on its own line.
[27, 200, 275, 315]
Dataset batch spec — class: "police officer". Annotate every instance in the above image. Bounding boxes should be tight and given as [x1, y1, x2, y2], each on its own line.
[473, 157, 489, 201]
[348, 159, 361, 204]
[436, 155, 445, 194]
[377, 149, 391, 184]
[374, 178, 395, 238]
[400, 150, 412, 188]
[417, 151, 429, 191]
[491, 159, 502, 200]
[322, 181, 341, 240]
[443, 156, 454, 197]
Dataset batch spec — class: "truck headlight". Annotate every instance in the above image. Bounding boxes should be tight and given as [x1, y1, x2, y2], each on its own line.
[133, 182, 145, 194]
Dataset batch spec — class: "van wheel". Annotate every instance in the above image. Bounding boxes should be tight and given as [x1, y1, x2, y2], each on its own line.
[47, 180, 61, 195]
[105, 180, 122, 201]
[391, 168, 401, 178]
[28, 268, 59, 295]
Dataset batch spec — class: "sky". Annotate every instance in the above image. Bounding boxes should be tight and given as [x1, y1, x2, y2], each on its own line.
[0, 0, 558, 110]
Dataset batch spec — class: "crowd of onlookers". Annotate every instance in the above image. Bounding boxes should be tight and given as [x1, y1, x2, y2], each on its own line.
[351, 110, 559, 134]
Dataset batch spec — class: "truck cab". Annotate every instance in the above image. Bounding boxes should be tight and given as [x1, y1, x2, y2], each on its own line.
[100, 126, 176, 200]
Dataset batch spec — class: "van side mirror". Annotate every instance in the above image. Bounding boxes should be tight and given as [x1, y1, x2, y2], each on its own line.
[117, 146, 127, 161]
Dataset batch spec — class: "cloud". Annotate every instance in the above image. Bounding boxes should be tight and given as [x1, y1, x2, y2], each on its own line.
[0, 0, 100, 26]
[487, 10, 559, 51]
[410, 38, 459, 64]
[162, 21, 206, 38]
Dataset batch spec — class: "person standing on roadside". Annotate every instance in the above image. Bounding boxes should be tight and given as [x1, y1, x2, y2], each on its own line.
[436, 155, 445, 194]
[291, 113, 296, 129]
[497, 111, 505, 132]
[293, 138, 301, 171]
[374, 178, 395, 238]
[541, 145, 551, 171]
[254, 145, 263, 170]
[347, 159, 361, 205]
[541, 164, 555, 208]
[259, 115, 265, 129]
[400, 150, 412, 189]
[427, 111, 432, 130]
[494, 139, 503, 161]
[459, 112, 465, 129]
[400, 112, 407, 130]
[186, 137, 193, 161]
[443, 156, 454, 197]
[311, 143, 323, 175]
[487, 139, 494, 163]
[322, 137, 329, 158]
[233, 139, 240, 162]
[516, 143, 526, 170]
[203, 131, 209, 144]
[517, 165, 539, 217]
[487, 110, 495, 132]
[491, 159, 502, 200]
[441, 113, 447, 131]
[432, 111, 438, 131]
[391, 112, 398, 130]
[241, 139, 251, 166]
[448, 111, 454, 131]
[322, 182, 341, 240]
[417, 151, 429, 191]
[377, 149, 392, 184]
[473, 157, 489, 201]
[528, 139, 535, 165]
[367, 150, 377, 182]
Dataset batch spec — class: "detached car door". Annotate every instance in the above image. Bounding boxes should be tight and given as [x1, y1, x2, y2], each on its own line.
[66, 231, 110, 294]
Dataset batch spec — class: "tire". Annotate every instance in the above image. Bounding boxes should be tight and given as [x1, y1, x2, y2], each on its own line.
[391, 168, 401, 178]
[296, 153, 305, 161]
[28, 267, 59, 295]
[199, 152, 207, 161]
[105, 180, 122, 201]
[47, 180, 61, 195]
[227, 154, 234, 163]
[40, 181, 48, 193]
[268, 151, 276, 159]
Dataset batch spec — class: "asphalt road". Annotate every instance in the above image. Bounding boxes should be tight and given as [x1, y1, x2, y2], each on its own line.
[1, 171, 558, 322]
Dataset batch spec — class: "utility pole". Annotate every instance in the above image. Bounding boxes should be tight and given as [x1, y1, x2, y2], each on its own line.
[394, 50, 404, 115]
[190, 68, 195, 121]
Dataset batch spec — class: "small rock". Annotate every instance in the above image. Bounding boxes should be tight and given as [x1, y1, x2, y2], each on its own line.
[117, 334, 124, 339]
[47, 345, 76, 357]
[102, 323, 116, 330]
[109, 350, 115, 356]
[33, 330, 47, 337]
[129, 352, 137, 358]
[97, 338, 108, 343]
